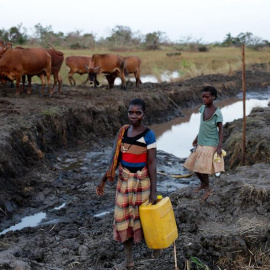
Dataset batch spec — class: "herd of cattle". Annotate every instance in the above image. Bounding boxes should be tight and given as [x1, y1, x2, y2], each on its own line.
[0, 40, 142, 96]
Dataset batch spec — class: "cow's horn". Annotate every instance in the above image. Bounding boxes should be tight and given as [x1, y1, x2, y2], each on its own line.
[84, 65, 90, 70]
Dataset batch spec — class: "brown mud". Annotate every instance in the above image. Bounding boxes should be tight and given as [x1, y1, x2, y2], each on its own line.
[0, 69, 270, 270]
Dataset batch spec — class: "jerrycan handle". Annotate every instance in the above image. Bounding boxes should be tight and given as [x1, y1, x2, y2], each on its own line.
[157, 195, 163, 203]
[153, 195, 163, 205]
[145, 195, 163, 206]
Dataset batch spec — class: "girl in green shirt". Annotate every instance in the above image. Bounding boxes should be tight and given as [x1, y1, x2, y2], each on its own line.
[184, 86, 224, 201]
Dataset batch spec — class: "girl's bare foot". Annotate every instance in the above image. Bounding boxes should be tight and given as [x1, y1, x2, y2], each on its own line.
[113, 260, 134, 270]
[194, 185, 205, 193]
[201, 189, 213, 201]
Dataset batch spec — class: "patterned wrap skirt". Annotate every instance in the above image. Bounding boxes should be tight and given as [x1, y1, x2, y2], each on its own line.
[113, 163, 150, 243]
[183, 145, 225, 175]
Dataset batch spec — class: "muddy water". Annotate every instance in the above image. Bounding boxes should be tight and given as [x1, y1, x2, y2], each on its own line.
[152, 89, 270, 158]
[0, 149, 188, 235]
[0, 212, 46, 235]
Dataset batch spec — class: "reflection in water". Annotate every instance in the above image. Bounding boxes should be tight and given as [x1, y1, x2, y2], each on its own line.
[152, 93, 270, 158]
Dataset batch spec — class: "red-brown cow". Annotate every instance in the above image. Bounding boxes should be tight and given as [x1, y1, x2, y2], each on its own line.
[105, 56, 142, 88]
[0, 47, 51, 96]
[85, 54, 126, 90]
[46, 45, 64, 93]
[0, 41, 14, 58]
[17, 45, 64, 95]
[0, 40, 6, 56]
[66, 56, 96, 86]
[0, 41, 9, 84]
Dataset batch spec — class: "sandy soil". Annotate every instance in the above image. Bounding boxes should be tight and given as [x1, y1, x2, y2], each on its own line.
[0, 69, 270, 270]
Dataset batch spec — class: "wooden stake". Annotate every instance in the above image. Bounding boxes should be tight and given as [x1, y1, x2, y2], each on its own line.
[241, 44, 246, 166]
[173, 241, 179, 270]
[185, 259, 191, 270]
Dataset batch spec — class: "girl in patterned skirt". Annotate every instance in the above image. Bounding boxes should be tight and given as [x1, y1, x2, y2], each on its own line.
[184, 86, 225, 201]
[96, 98, 157, 270]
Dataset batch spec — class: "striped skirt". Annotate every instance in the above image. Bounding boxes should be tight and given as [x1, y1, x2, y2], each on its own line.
[183, 145, 225, 175]
[113, 164, 150, 243]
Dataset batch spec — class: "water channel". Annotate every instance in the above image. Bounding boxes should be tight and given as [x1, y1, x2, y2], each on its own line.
[151, 88, 270, 158]
[1, 88, 269, 235]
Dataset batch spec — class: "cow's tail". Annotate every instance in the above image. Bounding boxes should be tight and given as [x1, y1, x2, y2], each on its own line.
[47, 44, 64, 56]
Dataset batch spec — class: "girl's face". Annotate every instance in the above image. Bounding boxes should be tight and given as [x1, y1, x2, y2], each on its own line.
[202, 91, 215, 106]
[128, 104, 144, 126]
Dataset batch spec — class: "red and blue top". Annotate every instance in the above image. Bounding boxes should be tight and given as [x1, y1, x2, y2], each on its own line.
[120, 127, 156, 173]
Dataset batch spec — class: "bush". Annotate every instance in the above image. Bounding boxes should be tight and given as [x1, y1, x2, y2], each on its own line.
[198, 46, 209, 52]
[69, 43, 82, 49]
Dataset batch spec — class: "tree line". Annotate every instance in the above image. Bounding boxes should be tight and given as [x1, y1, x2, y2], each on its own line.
[1, 23, 269, 51]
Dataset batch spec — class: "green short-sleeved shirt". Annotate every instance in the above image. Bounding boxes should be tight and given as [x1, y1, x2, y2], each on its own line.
[197, 105, 223, 147]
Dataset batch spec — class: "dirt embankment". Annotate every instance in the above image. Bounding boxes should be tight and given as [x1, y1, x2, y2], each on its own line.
[223, 106, 270, 169]
[0, 69, 270, 270]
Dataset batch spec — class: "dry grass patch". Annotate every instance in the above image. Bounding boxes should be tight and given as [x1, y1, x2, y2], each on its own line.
[237, 216, 269, 237]
[240, 184, 269, 203]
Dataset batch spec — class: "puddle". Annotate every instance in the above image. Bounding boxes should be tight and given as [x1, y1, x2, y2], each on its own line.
[160, 71, 179, 82]
[94, 208, 114, 218]
[113, 71, 180, 84]
[152, 89, 270, 158]
[0, 203, 67, 235]
[157, 178, 190, 195]
[54, 203, 66, 210]
[0, 212, 46, 235]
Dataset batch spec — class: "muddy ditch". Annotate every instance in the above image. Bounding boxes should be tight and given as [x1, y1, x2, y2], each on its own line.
[0, 69, 270, 269]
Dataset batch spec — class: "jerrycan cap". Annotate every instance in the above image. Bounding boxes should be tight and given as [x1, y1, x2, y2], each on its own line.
[157, 195, 163, 202]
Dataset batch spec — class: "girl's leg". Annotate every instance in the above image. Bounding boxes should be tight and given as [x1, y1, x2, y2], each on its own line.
[124, 238, 134, 266]
[200, 173, 212, 201]
[114, 238, 134, 270]
[194, 172, 207, 192]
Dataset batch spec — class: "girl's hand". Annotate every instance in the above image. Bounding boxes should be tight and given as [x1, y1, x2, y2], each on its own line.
[216, 145, 222, 156]
[96, 173, 107, 196]
[96, 180, 105, 196]
[149, 191, 157, 204]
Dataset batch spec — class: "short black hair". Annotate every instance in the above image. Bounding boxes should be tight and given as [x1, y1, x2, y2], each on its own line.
[129, 98, 146, 112]
[202, 86, 217, 100]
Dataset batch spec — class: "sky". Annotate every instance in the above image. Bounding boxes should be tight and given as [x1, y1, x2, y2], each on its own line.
[1, 0, 269, 43]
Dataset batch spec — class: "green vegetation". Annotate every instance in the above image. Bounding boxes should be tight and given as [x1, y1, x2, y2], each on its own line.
[1, 23, 269, 51]
[41, 107, 61, 116]
[186, 257, 222, 270]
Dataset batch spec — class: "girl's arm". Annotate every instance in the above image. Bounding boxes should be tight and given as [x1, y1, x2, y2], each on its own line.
[96, 172, 107, 196]
[96, 126, 125, 196]
[216, 122, 223, 156]
[147, 148, 157, 204]
[193, 135, 198, 147]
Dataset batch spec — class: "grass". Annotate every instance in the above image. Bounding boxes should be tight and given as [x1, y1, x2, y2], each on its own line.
[185, 257, 222, 270]
[29, 46, 270, 86]
[41, 107, 60, 116]
[240, 184, 269, 202]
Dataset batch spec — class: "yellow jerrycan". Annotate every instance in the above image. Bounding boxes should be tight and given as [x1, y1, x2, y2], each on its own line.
[139, 195, 178, 249]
